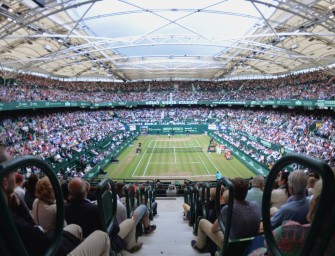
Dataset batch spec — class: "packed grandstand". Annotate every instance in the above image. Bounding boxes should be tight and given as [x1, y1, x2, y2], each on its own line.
[1, 71, 335, 177]
[1, 69, 335, 256]
[1, 72, 335, 102]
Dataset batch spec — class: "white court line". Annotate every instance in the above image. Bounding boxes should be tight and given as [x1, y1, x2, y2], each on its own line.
[133, 174, 213, 178]
[147, 139, 156, 147]
[195, 139, 220, 173]
[174, 144, 177, 163]
[149, 161, 202, 164]
[191, 141, 211, 175]
[142, 140, 157, 177]
[131, 140, 152, 177]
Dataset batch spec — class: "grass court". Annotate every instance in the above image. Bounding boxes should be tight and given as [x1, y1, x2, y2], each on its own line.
[105, 135, 254, 181]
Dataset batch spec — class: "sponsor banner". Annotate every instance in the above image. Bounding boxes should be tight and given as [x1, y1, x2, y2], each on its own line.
[147, 125, 206, 134]
[129, 125, 137, 131]
[208, 124, 217, 130]
[1, 100, 334, 111]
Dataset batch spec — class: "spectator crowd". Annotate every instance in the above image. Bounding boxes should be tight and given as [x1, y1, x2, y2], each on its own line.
[1, 70, 335, 103]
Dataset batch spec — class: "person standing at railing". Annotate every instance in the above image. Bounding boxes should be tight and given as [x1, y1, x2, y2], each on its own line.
[216, 171, 222, 180]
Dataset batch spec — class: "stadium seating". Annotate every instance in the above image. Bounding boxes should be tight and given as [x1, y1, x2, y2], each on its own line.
[0, 156, 64, 256]
[1, 70, 335, 103]
[262, 153, 335, 256]
[2, 70, 335, 255]
[214, 177, 255, 256]
[96, 178, 118, 238]
[1, 153, 335, 255]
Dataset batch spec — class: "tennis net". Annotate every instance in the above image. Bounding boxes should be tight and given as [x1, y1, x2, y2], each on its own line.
[146, 146, 202, 153]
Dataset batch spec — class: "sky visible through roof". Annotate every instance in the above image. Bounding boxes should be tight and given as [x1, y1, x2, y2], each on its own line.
[68, 0, 276, 58]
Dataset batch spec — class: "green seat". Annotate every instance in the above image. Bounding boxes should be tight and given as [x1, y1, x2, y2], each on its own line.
[96, 178, 117, 235]
[215, 177, 254, 256]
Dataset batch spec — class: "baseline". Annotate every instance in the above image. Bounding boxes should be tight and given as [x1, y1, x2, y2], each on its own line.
[133, 174, 213, 178]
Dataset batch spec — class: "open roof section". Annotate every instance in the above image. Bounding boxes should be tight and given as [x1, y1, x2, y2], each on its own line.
[0, 0, 334, 81]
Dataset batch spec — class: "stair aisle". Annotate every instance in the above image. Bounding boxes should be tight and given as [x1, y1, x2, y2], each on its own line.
[128, 197, 210, 256]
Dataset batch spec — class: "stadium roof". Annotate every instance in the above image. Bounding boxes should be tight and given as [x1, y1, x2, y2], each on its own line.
[0, 0, 335, 81]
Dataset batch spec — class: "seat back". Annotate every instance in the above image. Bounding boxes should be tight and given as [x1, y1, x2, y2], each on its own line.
[0, 156, 64, 256]
[96, 178, 117, 235]
[201, 182, 211, 219]
[215, 177, 235, 256]
[183, 186, 190, 204]
[192, 183, 202, 231]
[262, 153, 335, 256]
[138, 184, 153, 217]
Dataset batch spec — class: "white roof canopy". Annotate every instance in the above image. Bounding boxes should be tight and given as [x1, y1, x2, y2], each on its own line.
[0, 0, 335, 81]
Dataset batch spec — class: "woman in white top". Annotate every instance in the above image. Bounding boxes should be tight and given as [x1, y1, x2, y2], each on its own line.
[32, 176, 57, 232]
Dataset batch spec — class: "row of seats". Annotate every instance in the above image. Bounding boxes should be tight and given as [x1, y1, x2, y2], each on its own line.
[1, 152, 335, 255]
[182, 154, 335, 255]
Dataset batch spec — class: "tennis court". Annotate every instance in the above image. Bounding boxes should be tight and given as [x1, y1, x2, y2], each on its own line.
[105, 135, 254, 180]
[132, 136, 221, 178]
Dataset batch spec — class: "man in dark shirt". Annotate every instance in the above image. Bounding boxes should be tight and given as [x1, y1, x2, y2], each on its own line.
[65, 178, 103, 238]
[65, 177, 143, 253]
